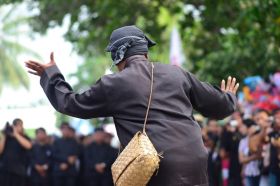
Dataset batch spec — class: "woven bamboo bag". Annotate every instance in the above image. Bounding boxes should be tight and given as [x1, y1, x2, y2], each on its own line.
[111, 63, 161, 186]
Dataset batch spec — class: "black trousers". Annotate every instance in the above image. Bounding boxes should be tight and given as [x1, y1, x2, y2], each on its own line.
[53, 175, 76, 186]
[0, 171, 26, 186]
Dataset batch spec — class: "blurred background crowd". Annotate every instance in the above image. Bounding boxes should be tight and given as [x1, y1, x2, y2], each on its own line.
[202, 109, 280, 186]
[0, 119, 118, 186]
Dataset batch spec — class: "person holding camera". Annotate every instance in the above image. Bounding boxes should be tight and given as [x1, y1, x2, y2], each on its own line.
[0, 118, 32, 186]
[238, 119, 262, 186]
[249, 109, 272, 186]
[219, 112, 244, 186]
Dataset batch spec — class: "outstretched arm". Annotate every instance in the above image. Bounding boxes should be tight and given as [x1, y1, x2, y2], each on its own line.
[25, 53, 111, 119]
[187, 72, 239, 120]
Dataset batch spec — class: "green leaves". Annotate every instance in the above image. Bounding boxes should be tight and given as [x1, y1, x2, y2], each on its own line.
[2, 0, 280, 87]
[0, 4, 39, 93]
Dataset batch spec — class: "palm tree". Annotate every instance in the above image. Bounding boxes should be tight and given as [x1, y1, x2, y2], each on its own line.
[0, 4, 39, 93]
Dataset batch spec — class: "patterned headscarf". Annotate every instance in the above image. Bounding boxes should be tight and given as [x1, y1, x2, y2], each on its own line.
[106, 25, 156, 65]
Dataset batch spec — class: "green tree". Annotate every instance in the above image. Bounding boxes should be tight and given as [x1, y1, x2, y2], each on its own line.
[3, 0, 280, 85]
[0, 4, 38, 93]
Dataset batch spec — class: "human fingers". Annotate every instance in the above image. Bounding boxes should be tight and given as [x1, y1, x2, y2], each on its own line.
[27, 70, 40, 76]
[221, 79, 226, 91]
[50, 52, 54, 62]
[26, 60, 44, 67]
[226, 76, 232, 91]
[229, 77, 236, 91]
[25, 62, 41, 72]
[25, 62, 43, 76]
[233, 83, 239, 94]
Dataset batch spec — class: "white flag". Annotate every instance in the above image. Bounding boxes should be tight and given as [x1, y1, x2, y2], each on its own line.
[169, 27, 185, 66]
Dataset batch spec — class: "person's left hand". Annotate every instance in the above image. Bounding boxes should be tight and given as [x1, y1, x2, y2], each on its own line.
[221, 76, 239, 95]
[25, 52, 56, 76]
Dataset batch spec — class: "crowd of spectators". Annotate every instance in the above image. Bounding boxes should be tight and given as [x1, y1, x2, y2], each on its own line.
[202, 109, 280, 186]
[0, 119, 118, 186]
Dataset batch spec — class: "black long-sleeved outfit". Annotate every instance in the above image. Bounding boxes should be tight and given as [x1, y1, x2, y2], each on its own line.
[0, 135, 30, 186]
[40, 55, 237, 186]
[30, 142, 52, 186]
[83, 142, 118, 186]
[51, 137, 79, 186]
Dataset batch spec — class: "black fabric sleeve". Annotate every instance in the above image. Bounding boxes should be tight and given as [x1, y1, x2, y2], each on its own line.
[40, 65, 111, 119]
[186, 72, 237, 120]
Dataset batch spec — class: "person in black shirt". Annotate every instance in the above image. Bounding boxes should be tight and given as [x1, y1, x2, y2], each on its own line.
[220, 112, 243, 186]
[204, 131, 221, 186]
[0, 118, 32, 186]
[30, 128, 52, 186]
[269, 109, 280, 186]
[103, 130, 118, 185]
[83, 127, 116, 186]
[52, 122, 80, 186]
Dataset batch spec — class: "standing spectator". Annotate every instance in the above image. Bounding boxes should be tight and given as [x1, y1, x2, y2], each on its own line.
[83, 127, 115, 186]
[52, 122, 80, 186]
[238, 120, 262, 186]
[0, 118, 32, 186]
[268, 109, 280, 186]
[220, 112, 243, 186]
[30, 128, 52, 186]
[249, 110, 271, 186]
[204, 131, 221, 186]
[207, 119, 222, 137]
[103, 130, 118, 185]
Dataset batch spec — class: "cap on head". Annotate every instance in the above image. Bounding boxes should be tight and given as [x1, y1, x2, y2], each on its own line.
[106, 25, 156, 65]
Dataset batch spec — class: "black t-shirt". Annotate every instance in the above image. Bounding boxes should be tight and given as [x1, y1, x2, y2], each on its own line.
[0, 135, 30, 176]
[220, 129, 242, 178]
[269, 131, 280, 174]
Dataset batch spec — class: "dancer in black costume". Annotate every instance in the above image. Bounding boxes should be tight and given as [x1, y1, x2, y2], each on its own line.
[25, 25, 239, 186]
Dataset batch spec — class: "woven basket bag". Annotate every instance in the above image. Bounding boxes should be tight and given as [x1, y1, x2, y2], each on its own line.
[111, 63, 161, 186]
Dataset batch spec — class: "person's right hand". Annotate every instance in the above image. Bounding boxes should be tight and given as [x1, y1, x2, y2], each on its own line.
[221, 76, 239, 95]
[59, 163, 68, 171]
[25, 52, 56, 76]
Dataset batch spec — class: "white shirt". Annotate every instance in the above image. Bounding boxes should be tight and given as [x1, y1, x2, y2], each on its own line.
[238, 137, 261, 176]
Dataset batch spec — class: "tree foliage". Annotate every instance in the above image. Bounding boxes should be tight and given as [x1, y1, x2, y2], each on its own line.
[0, 5, 34, 93]
[2, 0, 280, 85]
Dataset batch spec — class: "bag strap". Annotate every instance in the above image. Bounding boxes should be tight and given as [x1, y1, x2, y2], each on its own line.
[143, 63, 154, 134]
